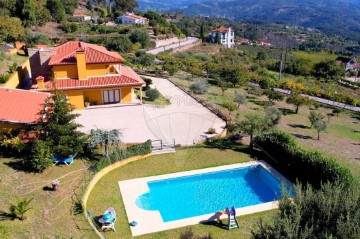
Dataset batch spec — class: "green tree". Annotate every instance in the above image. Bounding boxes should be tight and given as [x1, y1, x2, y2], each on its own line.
[21, 0, 36, 26]
[146, 88, 160, 101]
[223, 100, 237, 116]
[251, 183, 360, 239]
[308, 111, 325, 128]
[215, 32, 220, 44]
[313, 60, 343, 82]
[190, 80, 209, 94]
[220, 64, 250, 87]
[105, 35, 132, 53]
[264, 106, 282, 126]
[130, 28, 150, 49]
[9, 197, 33, 221]
[46, 0, 65, 23]
[60, 0, 77, 14]
[256, 51, 267, 61]
[29, 140, 53, 172]
[34, 92, 86, 158]
[313, 120, 327, 140]
[113, 0, 138, 13]
[0, 16, 25, 42]
[200, 23, 205, 41]
[135, 51, 155, 69]
[234, 91, 247, 107]
[286, 94, 312, 114]
[89, 129, 122, 157]
[239, 113, 269, 149]
[265, 90, 284, 104]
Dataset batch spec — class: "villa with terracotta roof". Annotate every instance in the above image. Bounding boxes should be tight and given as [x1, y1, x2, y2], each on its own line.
[0, 88, 49, 131]
[209, 26, 235, 48]
[117, 12, 149, 25]
[28, 41, 145, 110]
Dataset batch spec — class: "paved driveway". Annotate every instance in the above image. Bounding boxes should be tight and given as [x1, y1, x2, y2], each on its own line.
[75, 76, 226, 145]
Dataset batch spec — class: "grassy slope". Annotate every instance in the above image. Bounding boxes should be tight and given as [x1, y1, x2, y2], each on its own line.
[0, 158, 97, 239]
[169, 73, 360, 181]
[0, 54, 27, 76]
[87, 147, 275, 239]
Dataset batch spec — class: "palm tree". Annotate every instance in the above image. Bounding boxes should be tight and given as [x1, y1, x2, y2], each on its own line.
[9, 198, 33, 220]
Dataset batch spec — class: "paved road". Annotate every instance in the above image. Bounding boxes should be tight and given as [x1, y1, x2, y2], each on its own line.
[147, 37, 199, 55]
[249, 82, 360, 113]
[75, 76, 226, 145]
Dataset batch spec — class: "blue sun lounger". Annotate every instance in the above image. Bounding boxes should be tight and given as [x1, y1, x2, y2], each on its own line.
[53, 153, 77, 165]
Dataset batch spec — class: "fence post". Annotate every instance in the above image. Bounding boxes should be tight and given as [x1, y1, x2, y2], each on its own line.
[161, 139, 163, 150]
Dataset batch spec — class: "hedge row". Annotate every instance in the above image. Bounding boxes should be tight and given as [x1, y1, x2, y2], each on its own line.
[96, 140, 152, 171]
[254, 131, 353, 187]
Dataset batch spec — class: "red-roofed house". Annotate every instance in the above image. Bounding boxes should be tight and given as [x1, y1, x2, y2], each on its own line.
[117, 12, 149, 25]
[28, 41, 145, 110]
[210, 26, 235, 48]
[72, 14, 91, 21]
[0, 88, 49, 131]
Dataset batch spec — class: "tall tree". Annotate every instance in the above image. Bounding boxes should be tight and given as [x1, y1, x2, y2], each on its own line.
[21, 0, 36, 26]
[60, 0, 77, 14]
[89, 129, 122, 157]
[0, 16, 25, 42]
[239, 113, 269, 150]
[220, 64, 250, 87]
[130, 28, 150, 49]
[313, 60, 343, 82]
[46, 0, 65, 23]
[200, 23, 205, 41]
[34, 92, 86, 158]
[113, 0, 138, 12]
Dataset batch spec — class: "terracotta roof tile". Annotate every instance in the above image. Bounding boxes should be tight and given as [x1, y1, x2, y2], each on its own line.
[40, 67, 145, 91]
[212, 26, 232, 33]
[0, 88, 49, 124]
[48, 41, 125, 66]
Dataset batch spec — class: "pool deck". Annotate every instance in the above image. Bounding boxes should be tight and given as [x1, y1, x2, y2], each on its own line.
[118, 160, 293, 236]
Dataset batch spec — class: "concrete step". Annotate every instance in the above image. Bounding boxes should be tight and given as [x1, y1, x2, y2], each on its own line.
[152, 148, 176, 155]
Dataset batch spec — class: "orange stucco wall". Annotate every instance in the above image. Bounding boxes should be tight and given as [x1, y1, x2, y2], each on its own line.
[64, 90, 85, 110]
[121, 87, 132, 103]
[3, 59, 31, 89]
[0, 122, 24, 131]
[76, 51, 87, 80]
[86, 64, 113, 77]
[53, 65, 78, 79]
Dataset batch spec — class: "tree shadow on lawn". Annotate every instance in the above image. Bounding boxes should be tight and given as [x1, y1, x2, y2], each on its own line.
[3, 159, 35, 173]
[0, 210, 17, 221]
[249, 99, 268, 107]
[204, 137, 267, 159]
[351, 113, 360, 121]
[288, 124, 310, 129]
[292, 133, 313, 140]
[279, 108, 295, 115]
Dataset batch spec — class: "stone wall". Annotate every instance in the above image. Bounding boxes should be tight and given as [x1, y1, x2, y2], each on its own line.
[28, 47, 56, 80]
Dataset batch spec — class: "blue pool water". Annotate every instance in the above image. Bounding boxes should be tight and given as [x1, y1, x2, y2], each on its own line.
[135, 165, 284, 222]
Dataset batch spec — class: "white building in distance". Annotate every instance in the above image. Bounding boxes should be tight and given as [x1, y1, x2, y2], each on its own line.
[117, 12, 149, 25]
[210, 26, 235, 48]
[72, 14, 91, 21]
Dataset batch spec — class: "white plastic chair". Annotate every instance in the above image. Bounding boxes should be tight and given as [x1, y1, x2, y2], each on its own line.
[101, 217, 116, 232]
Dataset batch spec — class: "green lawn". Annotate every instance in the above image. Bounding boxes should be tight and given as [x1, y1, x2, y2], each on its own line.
[0, 53, 27, 75]
[0, 158, 97, 239]
[291, 51, 338, 64]
[87, 147, 275, 239]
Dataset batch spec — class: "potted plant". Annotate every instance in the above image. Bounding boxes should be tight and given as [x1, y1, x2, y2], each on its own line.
[52, 179, 60, 191]
[84, 97, 90, 108]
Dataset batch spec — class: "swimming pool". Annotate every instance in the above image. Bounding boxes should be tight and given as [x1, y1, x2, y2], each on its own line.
[136, 165, 282, 222]
[119, 161, 292, 236]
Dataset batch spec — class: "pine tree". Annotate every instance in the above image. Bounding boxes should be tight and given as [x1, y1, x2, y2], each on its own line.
[215, 32, 220, 44]
[34, 92, 85, 158]
[200, 24, 205, 41]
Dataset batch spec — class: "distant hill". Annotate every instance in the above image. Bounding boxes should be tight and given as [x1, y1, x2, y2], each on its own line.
[138, 0, 360, 41]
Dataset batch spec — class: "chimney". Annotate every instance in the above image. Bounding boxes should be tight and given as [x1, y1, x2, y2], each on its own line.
[76, 49, 87, 80]
[36, 76, 45, 89]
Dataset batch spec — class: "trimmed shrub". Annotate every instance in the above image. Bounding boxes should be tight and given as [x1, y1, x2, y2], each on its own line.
[95, 140, 152, 171]
[190, 80, 209, 94]
[0, 73, 10, 84]
[146, 88, 160, 101]
[254, 131, 353, 187]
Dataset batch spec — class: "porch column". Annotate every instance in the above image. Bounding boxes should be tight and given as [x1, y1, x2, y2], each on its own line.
[140, 87, 143, 104]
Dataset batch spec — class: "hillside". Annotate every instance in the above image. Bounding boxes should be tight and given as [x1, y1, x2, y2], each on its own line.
[139, 0, 360, 41]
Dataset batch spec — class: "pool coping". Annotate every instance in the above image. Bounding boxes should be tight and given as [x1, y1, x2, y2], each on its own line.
[118, 160, 293, 236]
